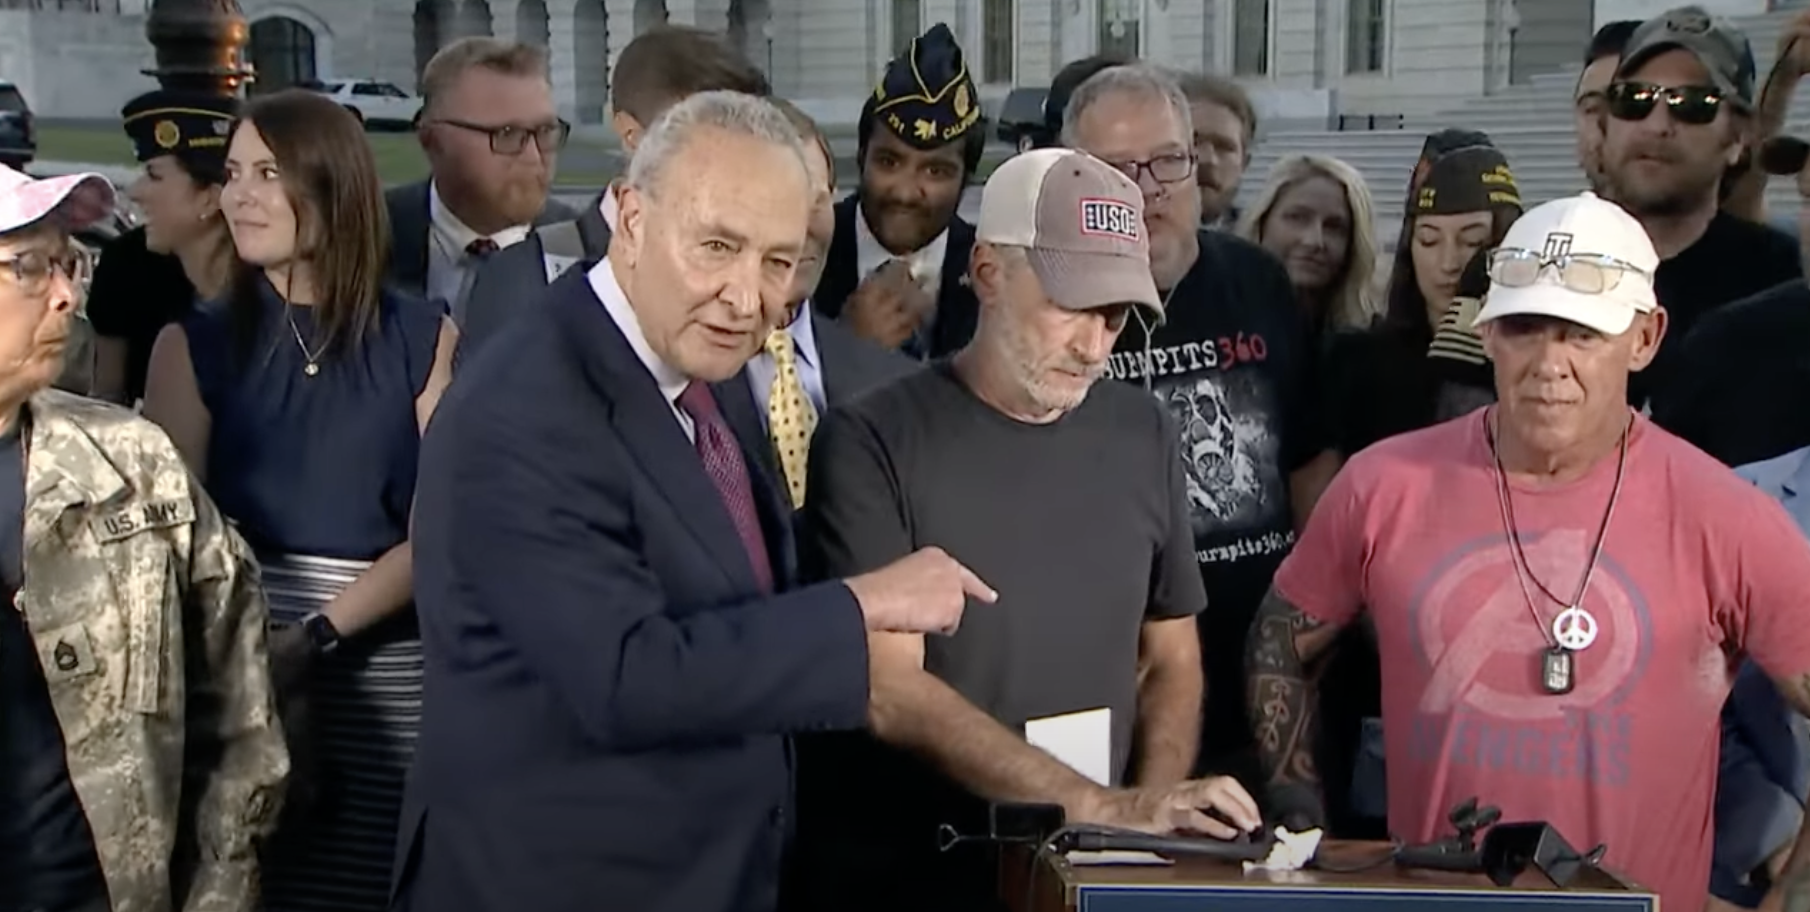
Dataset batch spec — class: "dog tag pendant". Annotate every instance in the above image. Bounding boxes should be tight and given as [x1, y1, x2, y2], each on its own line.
[1541, 647, 1575, 695]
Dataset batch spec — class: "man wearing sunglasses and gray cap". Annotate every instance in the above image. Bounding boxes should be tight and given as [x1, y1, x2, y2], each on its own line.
[1598, 6, 1800, 408]
[795, 148, 1259, 911]
[0, 163, 286, 912]
[1245, 191, 1810, 912]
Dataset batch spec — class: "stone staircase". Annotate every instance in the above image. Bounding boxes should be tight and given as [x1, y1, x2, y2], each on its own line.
[1235, 3, 1810, 250]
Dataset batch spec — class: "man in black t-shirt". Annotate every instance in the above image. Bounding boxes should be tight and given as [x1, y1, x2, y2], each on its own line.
[1060, 63, 1335, 791]
[1597, 9, 1801, 406]
[1652, 134, 1810, 467]
[794, 148, 1259, 912]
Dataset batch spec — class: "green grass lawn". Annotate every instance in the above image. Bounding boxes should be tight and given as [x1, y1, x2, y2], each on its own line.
[33, 123, 623, 188]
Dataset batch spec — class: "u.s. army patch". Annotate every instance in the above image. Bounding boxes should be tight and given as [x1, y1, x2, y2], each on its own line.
[91, 498, 195, 543]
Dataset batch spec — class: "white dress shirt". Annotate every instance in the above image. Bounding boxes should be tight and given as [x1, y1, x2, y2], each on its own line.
[587, 255, 694, 441]
[598, 182, 621, 233]
[427, 181, 532, 311]
[853, 201, 947, 293]
[746, 301, 827, 430]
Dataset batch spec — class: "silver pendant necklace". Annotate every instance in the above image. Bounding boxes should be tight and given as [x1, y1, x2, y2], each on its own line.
[286, 308, 322, 377]
[1486, 409, 1630, 695]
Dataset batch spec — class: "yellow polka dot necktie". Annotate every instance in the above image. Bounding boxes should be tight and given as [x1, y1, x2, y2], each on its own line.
[765, 328, 817, 509]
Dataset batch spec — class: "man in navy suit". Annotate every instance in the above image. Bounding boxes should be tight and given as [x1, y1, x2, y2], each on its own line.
[395, 90, 996, 912]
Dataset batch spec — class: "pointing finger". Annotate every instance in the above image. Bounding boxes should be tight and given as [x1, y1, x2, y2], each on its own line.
[955, 562, 998, 603]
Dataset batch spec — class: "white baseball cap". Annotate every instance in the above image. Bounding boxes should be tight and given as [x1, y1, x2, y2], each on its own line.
[0, 163, 115, 237]
[976, 147, 1163, 319]
[1473, 192, 1660, 337]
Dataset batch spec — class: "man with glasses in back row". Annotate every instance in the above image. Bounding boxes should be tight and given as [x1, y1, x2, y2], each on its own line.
[385, 37, 576, 321]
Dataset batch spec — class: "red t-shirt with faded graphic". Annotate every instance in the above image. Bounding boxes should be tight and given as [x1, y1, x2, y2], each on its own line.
[1274, 411, 1810, 912]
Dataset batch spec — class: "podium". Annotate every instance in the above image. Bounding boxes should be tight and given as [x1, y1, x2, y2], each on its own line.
[1002, 840, 1660, 912]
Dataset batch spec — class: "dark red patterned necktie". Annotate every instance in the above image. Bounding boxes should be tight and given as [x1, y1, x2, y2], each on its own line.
[676, 382, 774, 593]
[466, 238, 500, 259]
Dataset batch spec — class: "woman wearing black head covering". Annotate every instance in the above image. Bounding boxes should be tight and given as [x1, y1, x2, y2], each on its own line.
[1322, 136, 1522, 458]
[85, 90, 238, 406]
[1312, 136, 1522, 839]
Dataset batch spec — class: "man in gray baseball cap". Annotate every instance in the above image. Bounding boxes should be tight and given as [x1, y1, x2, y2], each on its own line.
[1597, 4, 1801, 408]
[794, 147, 1260, 911]
[1617, 5, 1757, 109]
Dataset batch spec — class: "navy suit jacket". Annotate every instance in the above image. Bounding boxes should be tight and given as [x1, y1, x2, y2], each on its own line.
[393, 266, 873, 912]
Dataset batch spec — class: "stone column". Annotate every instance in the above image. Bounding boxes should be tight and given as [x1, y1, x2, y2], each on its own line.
[548, 0, 580, 120]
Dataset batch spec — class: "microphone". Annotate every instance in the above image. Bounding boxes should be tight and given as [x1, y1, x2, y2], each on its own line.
[1058, 826, 1276, 862]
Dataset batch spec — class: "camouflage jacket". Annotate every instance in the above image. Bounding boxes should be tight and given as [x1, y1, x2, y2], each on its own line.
[16, 390, 288, 912]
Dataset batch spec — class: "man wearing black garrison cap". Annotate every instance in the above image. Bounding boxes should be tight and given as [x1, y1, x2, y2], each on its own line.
[813, 23, 986, 359]
[85, 90, 238, 406]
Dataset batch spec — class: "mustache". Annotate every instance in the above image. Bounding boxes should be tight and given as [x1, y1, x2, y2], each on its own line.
[1625, 143, 1682, 163]
[872, 198, 941, 220]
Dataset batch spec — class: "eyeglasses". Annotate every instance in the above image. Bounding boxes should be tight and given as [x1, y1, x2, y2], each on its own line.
[1488, 248, 1651, 295]
[1604, 82, 1726, 126]
[1107, 152, 1196, 187]
[0, 245, 92, 296]
[431, 118, 572, 155]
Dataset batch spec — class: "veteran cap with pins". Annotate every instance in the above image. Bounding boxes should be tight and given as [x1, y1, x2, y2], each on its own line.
[120, 90, 240, 173]
[868, 22, 983, 150]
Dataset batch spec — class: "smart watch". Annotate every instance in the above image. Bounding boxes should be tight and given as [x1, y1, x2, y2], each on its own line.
[299, 611, 341, 655]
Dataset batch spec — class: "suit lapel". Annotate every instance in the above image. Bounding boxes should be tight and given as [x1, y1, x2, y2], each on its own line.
[812, 196, 861, 321]
[563, 272, 764, 591]
[812, 311, 849, 408]
[930, 216, 979, 357]
[389, 181, 432, 297]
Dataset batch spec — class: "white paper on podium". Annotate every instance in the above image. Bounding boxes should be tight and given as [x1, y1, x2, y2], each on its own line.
[1024, 706, 1112, 786]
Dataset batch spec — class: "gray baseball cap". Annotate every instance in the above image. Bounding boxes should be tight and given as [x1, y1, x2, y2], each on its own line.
[1617, 5, 1757, 109]
[976, 148, 1162, 320]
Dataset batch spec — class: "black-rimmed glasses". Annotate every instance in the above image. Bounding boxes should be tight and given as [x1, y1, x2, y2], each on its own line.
[1106, 152, 1196, 186]
[0, 245, 92, 296]
[431, 118, 572, 155]
[1488, 248, 1651, 295]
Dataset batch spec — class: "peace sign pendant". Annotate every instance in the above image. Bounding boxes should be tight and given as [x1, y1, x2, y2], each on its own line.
[1551, 606, 1599, 651]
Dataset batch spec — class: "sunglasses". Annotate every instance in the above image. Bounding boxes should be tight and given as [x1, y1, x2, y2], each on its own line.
[1603, 82, 1726, 126]
[1488, 248, 1651, 295]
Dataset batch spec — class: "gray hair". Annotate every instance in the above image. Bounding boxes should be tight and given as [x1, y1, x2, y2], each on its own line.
[626, 90, 809, 199]
[1058, 64, 1194, 149]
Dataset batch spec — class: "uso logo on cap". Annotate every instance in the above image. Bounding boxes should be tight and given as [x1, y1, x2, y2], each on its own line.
[1080, 198, 1140, 242]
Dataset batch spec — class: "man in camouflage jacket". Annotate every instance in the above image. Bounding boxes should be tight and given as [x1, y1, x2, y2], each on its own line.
[0, 163, 288, 912]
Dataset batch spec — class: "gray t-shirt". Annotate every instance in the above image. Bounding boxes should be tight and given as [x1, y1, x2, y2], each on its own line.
[805, 360, 1203, 766]
[796, 359, 1204, 904]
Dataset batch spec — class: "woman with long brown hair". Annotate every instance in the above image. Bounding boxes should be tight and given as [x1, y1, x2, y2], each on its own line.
[141, 88, 457, 912]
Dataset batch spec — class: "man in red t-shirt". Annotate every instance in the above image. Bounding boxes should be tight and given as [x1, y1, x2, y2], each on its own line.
[1245, 191, 1810, 912]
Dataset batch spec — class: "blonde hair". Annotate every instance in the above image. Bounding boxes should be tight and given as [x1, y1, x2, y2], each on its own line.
[1237, 154, 1382, 331]
[420, 38, 550, 117]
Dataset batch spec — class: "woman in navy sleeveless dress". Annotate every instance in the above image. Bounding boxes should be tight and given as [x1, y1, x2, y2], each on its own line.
[142, 90, 457, 912]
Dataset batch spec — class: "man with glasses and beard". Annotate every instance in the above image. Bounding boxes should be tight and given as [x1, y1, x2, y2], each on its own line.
[1594, 6, 1799, 408]
[1061, 64, 1338, 801]
[814, 23, 987, 359]
[386, 38, 575, 321]
[456, 26, 774, 358]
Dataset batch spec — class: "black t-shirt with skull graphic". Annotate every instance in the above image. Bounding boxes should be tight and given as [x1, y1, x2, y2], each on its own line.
[1108, 229, 1324, 780]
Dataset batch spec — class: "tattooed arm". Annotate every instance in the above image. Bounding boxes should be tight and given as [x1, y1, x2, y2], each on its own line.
[1245, 588, 1347, 826]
